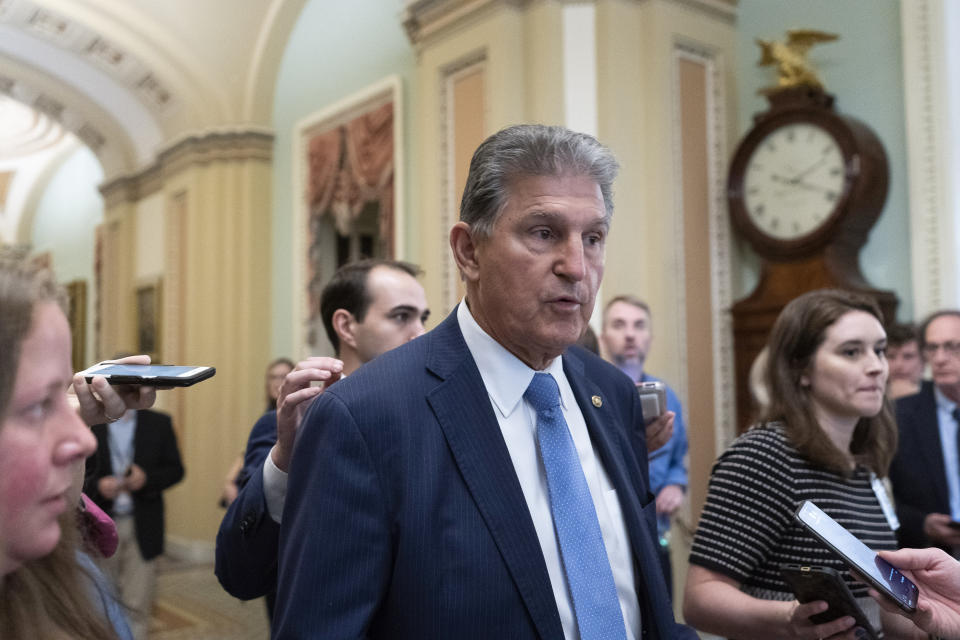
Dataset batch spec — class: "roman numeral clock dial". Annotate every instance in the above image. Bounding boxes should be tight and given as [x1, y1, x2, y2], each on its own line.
[744, 123, 847, 240]
[728, 86, 895, 434]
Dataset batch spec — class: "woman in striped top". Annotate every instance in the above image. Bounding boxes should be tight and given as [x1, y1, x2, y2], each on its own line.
[683, 290, 923, 639]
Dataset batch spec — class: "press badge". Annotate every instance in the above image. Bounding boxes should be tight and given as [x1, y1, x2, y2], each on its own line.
[871, 473, 900, 531]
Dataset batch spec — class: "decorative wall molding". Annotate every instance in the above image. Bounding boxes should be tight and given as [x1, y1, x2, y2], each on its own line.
[671, 39, 737, 452]
[655, 0, 736, 24]
[439, 51, 486, 311]
[99, 129, 274, 206]
[901, 0, 956, 314]
[404, 0, 527, 47]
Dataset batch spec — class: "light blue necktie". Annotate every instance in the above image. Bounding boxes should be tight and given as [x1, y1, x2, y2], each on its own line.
[524, 372, 627, 640]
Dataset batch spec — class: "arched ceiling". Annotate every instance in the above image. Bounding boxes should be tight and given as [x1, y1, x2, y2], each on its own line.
[0, 0, 308, 178]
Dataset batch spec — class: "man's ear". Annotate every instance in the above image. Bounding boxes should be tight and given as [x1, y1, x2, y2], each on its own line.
[450, 221, 481, 283]
[332, 309, 358, 350]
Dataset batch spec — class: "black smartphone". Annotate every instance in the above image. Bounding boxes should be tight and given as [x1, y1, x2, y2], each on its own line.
[795, 500, 919, 613]
[79, 363, 216, 387]
[780, 564, 879, 639]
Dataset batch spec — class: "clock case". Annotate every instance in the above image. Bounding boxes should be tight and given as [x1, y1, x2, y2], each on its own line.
[727, 86, 889, 260]
[729, 87, 897, 432]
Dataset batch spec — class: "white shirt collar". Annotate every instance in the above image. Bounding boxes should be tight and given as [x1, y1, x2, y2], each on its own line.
[456, 299, 569, 419]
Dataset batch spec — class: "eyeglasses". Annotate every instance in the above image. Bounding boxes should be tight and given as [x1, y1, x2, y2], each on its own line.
[921, 342, 960, 357]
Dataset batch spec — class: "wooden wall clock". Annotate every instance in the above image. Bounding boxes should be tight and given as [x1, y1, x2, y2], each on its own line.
[729, 85, 898, 431]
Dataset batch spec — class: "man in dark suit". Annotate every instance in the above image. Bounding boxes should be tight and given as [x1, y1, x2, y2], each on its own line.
[215, 259, 430, 617]
[273, 124, 692, 639]
[85, 408, 184, 639]
[890, 310, 960, 552]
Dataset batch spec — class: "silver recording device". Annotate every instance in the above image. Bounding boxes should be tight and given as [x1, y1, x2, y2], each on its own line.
[636, 380, 666, 424]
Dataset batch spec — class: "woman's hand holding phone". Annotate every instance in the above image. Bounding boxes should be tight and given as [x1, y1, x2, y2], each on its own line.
[72, 355, 158, 426]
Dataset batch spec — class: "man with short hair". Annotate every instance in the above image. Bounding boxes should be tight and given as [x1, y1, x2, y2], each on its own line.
[886, 322, 924, 400]
[86, 407, 184, 640]
[215, 259, 430, 613]
[599, 295, 688, 595]
[273, 125, 692, 639]
[889, 310, 960, 552]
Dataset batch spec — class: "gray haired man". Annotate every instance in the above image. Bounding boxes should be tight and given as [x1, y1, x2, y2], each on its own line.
[273, 124, 694, 639]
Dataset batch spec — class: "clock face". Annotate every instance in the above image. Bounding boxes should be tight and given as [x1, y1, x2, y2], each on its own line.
[743, 122, 848, 240]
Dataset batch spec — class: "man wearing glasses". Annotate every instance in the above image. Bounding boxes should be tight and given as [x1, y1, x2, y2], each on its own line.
[889, 310, 960, 552]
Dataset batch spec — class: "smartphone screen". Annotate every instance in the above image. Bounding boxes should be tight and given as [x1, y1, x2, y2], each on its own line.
[795, 500, 918, 612]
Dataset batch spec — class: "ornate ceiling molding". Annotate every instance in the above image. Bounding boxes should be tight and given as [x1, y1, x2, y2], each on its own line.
[0, 0, 177, 118]
[100, 129, 275, 207]
[403, 0, 529, 46]
[403, 0, 736, 45]
[0, 94, 67, 161]
[658, 0, 736, 24]
[0, 65, 129, 175]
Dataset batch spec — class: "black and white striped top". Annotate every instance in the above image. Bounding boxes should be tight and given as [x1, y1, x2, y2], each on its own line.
[689, 423, 897, 602]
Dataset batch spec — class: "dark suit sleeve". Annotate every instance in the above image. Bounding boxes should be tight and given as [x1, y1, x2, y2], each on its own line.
[889, 462, 928, 548]
[135, 412, 184, 496]
[890, 396, 937, 549]
[83, 425, 113, 510]
[273, 393, 391, 639]
[215, 411, 281, 600]
[628, 385, 698, 639]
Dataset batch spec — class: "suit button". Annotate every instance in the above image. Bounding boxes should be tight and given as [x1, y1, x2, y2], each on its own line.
[240, 515, 253, 533]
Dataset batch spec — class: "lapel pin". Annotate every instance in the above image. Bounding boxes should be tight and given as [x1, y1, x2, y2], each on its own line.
[591, 395, 602, 408]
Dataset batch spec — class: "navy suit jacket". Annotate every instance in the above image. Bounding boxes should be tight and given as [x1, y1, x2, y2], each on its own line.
[273, 309, 693, 639]
[215, 410, 280, 599]
[85, 409, 184, 560]
[889, 381, 952, 550]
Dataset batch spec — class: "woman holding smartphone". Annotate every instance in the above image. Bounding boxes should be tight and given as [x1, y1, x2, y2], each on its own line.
[683, 289, 922, 639]
[0, 253, 153, 638]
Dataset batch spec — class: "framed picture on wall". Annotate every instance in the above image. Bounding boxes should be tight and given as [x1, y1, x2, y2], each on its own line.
[292, 75, 403, 358]
[136, 278, 162, 362]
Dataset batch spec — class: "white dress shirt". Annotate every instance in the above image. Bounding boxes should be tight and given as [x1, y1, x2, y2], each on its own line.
[457, 301, 640, 640]
[108, 410, 137, 516]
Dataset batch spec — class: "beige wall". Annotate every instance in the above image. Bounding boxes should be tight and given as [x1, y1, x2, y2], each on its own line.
[411, 2, 528, 315]
[100, 132, 274, 552]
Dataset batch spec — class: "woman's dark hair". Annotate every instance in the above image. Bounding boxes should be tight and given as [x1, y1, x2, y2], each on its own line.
[760, 289, 897, 475]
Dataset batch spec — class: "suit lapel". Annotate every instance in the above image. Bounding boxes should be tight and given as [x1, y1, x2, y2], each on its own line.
[426, 311, 563, 639]
[132, 410, 146, 467]
[563, 350, 672, 640]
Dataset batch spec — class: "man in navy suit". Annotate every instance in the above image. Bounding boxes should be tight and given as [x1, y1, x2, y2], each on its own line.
[86, 408, 184, 639]
[273, 124, 693, 639]
[890, 310, 960, 552]
[215, 259, 430, 617]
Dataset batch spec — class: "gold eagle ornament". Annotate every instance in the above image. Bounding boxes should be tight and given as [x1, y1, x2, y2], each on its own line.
[755, 29, 838, 95]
